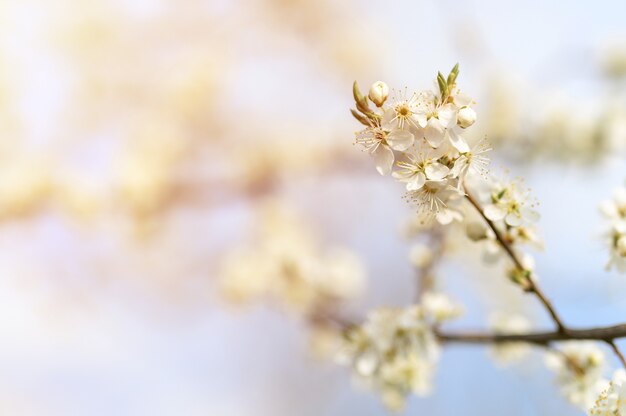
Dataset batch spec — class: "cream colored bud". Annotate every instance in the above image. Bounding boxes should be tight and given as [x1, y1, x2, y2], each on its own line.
[466, 222, 488, 241]
[457, 106, 477, 128]
[368, 81, 389, 107]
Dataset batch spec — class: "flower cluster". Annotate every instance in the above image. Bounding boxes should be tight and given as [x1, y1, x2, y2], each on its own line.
[589, 369, 626, 415]
[219, 201, 365, 314]
[546, 342, 608, 410]
[464, 174, 542, 284]
[352, 65, 490, 224]
[600, 185, 626, 272]
[336, 293, 461, 411]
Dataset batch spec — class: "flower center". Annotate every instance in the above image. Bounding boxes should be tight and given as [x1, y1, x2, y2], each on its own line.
[396, 104, 411, 118]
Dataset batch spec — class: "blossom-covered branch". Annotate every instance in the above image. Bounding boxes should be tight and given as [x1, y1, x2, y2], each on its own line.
[343, 65, 626, 413]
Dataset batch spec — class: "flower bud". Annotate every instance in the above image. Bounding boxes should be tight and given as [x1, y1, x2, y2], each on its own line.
[456, 106, 476, 129]
[368, 81, 389, 107]
[466, 222, 488, 241]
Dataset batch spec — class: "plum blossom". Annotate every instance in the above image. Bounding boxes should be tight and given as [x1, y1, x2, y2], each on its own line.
[355, 123, 414, 175]
[546, 342, 608, 410]
[589, 369, 626, 415]
[600, 184, 626, 273]
[483, 178, 540, 227]
[336, 301, 460, 411]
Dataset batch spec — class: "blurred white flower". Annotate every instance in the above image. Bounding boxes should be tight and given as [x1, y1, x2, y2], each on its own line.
[600, 185, 626, 273]
[546, 342, 608, 410]
[336, 302, 459, 411]
[409, 243, 434, 268]
[421, 292, 463, 323]
[589, 369, 626, 415]
[219, 202, 365, 313]
[488, 313, 531, 366]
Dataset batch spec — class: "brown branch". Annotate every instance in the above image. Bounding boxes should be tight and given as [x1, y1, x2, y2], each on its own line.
[437, 324, 626, 345]
[464, 188, 567, 334]
[608, 340, 626, 368]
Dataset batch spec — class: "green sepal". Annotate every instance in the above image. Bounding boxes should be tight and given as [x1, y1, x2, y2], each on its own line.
[352, 81, 371, 114]
[350, 109, 371, 126]
[437, 72, 448, 100]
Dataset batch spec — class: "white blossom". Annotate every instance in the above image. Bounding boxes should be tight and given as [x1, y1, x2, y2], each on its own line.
[546, 342, 608, 410]
[414, 90, 460, 149]
[483, 178, 540, 227]
[589, 369, 626, 415]
[600, 185, 626, 273]
[421, 292, 463, 323]
[450, 138, 491, 180]
[392, 151, 450, 191]
[355, 124, 413, 175]
[405, 179, 464, 225]
[336, 302, 460, 411]
[219, 202, 365, 313]
[488, 313, 531, 365]
[409, 243, 434, 268]
[383, 89, 423, 131]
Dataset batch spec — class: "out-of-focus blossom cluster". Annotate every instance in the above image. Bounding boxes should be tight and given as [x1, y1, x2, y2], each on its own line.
[352, 65, 490, 225]
[481, 71, 626, 163]
[336, 293, 461, 411]
[600, 185, 626, 272]
[219, 201, 365, 315]
[545, 342, 608, 410]
[589, 369, 626, 415]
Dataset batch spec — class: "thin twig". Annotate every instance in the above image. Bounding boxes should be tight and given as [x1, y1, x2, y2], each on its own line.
[464, 188, 567, 333]
[607, 340, 626, 370]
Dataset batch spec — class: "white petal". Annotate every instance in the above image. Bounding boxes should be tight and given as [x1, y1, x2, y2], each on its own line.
[406, 172, 426, 191]
[599, 201, 618, 218]
[484, 204, 507, 221]
[373, 145, 394, 175]
[381, 108, 395, 129]
[415, 112, 428, 128]
[436, 209, 454, 225]
[437, 208, 462, 225]
[448, 129, 470, 153]
[505, 212, 522, 227]
[521, 207, 540, 222]
[450, 156, 468, 177]
[387, 129, 414, 151]
[425, 162, 450, 180]
[423, 122, 445, 147]
[454, 93, 472, 107]
[437, 104, 456, 127]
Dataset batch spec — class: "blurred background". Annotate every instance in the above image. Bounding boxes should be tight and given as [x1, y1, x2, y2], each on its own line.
[1, 0, 626, 414]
